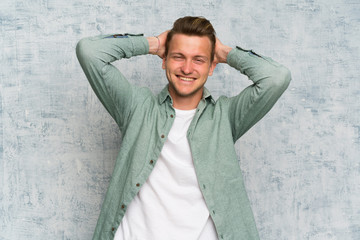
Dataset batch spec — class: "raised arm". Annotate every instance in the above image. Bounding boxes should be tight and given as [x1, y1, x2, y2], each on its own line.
[76, 34, 154, 130]
[215, 38, 291, 141]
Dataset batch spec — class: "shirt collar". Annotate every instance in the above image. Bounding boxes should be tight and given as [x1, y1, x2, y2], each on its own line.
[158, 84, 215, 105]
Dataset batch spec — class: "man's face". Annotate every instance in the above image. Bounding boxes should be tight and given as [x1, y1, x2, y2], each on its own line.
[162, 34, 216, 105]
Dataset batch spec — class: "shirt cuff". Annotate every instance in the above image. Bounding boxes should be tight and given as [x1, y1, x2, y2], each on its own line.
[227, 47, 246, 68]
[128, 36, 149, 56]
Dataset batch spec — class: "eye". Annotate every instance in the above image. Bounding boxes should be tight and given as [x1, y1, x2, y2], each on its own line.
[172, 55, 184, 61]
[194, 58, 206, 64]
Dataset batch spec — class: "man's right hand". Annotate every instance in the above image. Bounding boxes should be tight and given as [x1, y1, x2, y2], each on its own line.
[147, 30, 169, 59]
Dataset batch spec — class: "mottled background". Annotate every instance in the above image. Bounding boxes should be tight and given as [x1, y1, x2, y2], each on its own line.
[1, 0, 359, 239]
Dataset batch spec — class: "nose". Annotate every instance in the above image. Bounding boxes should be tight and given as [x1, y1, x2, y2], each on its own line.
[181, 60, 193, 75]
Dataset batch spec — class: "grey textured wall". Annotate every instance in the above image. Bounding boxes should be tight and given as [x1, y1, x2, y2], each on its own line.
[1, 0, 359, 239]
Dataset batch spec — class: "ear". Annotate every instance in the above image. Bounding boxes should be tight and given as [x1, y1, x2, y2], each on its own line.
[162, 57, 166, 69]
[208, 61, 217, 76]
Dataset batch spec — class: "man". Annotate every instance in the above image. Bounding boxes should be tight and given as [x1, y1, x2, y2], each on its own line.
[76, 16, 291, 240]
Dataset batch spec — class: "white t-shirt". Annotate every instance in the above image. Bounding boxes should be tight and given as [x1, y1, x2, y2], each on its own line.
[114, 108, 218, 240]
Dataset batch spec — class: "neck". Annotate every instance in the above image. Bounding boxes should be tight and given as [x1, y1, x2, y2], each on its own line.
[170, 90, 203, 110]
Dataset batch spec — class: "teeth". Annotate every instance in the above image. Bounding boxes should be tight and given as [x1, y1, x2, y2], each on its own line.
[179, 77, 195, 81]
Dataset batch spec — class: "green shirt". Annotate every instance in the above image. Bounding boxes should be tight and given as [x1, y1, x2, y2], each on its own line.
[76, 34, 291, 240]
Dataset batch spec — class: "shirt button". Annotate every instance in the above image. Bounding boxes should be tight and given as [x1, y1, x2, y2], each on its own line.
[150, 160, 154, 164]
[161, 134, 165, 138]
[170, 114, 174, 118]
[121, 204, 126, 209]
[112, 227, 115, 231]
[136, 183, 140, 187]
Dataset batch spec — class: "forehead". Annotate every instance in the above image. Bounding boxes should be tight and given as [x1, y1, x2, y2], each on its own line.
[168, 34, 212, 58]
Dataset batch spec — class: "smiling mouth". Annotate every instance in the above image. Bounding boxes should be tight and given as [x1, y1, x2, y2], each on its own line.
[178, 76, 196, 82]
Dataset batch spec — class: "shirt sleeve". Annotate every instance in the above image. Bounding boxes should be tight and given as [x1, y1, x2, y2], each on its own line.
[76, 34, 149, 130]
[226, 47, 292, 141]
